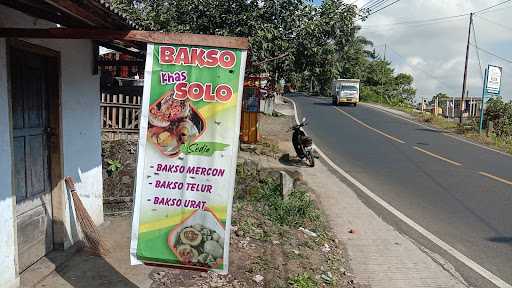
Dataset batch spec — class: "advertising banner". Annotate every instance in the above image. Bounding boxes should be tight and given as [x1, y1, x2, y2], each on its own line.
[130, 43, 247, 273]
[486, 65, 502, 95]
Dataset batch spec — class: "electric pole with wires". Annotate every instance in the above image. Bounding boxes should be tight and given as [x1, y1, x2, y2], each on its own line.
[459, 12, 473, 124]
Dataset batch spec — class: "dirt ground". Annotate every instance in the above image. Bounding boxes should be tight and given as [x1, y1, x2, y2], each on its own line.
[102, 140, 138, 214]
[34, 109, 358, 288]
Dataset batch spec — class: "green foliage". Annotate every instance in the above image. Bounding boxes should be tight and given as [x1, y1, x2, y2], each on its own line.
[111, 0, 415, 100]
[235, 162, 319, 228]
[485, 98, 512, 138]
[288, 273, 318, 288]
[430, 92, 450, 105]
[360, 61, 416, 105]
[106, 159, 123, 175]
[250, 179, 320, 228]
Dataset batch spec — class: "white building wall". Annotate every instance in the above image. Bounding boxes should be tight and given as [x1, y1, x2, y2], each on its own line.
[0, 38, 20, 288]
[0, 5, 104, 284]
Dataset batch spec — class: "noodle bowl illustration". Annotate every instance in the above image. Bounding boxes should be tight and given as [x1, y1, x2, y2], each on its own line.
[167, 209, 225, 269]
[148, 89, 206, 157]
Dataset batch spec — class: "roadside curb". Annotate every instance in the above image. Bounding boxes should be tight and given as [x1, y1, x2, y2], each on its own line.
[284, 96, 512, 288]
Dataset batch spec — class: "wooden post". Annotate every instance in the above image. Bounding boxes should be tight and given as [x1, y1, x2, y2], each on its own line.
[106, 93, 111, 128]
[112, 94, 118, 128]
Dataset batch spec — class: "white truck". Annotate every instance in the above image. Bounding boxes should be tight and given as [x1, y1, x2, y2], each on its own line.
[332, 79, 360, 106]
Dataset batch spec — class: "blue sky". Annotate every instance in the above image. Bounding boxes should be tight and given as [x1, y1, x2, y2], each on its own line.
[308, 0, 511, 101]
[355, 0, 512, 102]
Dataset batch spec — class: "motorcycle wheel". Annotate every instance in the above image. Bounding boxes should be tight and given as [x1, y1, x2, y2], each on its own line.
[306, 151, 315, 167]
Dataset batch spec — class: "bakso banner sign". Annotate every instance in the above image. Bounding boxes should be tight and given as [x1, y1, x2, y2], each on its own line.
[131, 42, 247, 273]
[486, 65, 502, 95]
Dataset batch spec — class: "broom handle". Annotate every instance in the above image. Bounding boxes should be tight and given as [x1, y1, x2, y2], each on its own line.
[65, 176, 77, 193]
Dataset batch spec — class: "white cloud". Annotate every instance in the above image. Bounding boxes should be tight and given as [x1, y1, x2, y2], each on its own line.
[356, 0, 512, 102]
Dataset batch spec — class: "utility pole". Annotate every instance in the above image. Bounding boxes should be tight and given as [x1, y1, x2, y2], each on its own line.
[459, 13, 473, 124]
[380, 44, 386, 103]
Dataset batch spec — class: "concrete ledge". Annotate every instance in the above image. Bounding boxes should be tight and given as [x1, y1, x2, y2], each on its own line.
[4, 277, 19, 288]
[20, 244, 80, 287]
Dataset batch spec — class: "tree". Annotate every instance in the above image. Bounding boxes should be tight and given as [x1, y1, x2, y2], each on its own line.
[430, 92, 450, 105]
[393, 73, 416, 104]
[485, 98, 512, 137]
[110, 0, 415, 100]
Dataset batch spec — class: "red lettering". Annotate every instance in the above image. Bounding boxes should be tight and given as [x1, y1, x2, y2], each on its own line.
[160, 46, 236, 69]
[190, 48, 207, 67]
[205, 49, 219, 67]
[216, 84, 233, 102]
[175, 47, 191, 65]
[160, 46, 175, 64]
[174, 82, 188, 100]
[219, 50, 236, 68]
[173, 82, 233, 103]
[188, 82, 204, 100]
[203, 83, 215, 102]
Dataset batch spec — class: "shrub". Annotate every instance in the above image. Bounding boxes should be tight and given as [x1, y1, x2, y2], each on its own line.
[106, 159, 122, 176]
[485, 98, 512, 138]
[250, 179, 319, 227]
[289, 273, 317, 288]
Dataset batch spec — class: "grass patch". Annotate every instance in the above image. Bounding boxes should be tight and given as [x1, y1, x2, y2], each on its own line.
[288, 273, 317, 288]
[250, 179, 320, 228]
[232, 160, 351, 287]
[235, 161, 320, 228]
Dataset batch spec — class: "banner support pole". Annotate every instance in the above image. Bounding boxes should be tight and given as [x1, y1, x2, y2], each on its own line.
[479, 68, 488, 134]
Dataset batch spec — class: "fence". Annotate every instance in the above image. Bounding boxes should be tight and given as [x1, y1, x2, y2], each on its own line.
[101, 87, 142, 140]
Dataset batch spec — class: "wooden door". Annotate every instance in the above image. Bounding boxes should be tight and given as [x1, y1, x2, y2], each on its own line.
[10, 47, 53, 272]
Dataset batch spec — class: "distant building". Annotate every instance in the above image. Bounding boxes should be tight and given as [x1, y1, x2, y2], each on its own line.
[438, 96, 482, 118]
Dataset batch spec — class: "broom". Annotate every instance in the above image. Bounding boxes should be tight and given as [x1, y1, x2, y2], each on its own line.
[65, 176, 110, 255]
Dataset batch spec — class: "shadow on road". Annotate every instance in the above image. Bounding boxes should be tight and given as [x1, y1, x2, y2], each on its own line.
[51, 250, 139, 288]
[279, 153, 306, 167]
[312, 102, 333, 106]
[487, 236, 512, 246]
[416, 128, 442, 133]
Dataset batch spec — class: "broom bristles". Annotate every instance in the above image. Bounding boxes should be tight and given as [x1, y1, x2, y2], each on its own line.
[65, 176, 110, 255]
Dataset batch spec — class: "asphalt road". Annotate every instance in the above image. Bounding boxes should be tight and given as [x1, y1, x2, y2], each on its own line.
[290, 94, 512, 288]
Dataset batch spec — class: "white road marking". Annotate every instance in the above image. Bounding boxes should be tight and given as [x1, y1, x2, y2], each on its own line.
[285, 96, 512, 288]
[413, 146, 463, 166]
[479, 171, 512, 186]
[362, 102, 512, 159]
[334, 107, 406, 144]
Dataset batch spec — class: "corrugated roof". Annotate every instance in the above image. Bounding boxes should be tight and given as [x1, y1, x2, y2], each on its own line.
[94, 0, 141, 29]
[0, 0, 139, 30]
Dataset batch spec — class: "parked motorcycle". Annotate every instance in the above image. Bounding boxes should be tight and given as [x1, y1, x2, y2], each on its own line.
[290, 117, 315, 167]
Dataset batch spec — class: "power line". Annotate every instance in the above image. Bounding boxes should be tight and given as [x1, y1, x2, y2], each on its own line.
[386, 45, 457, 91]
[471, 21, 483, 80]
[469, 44, 512, 64]
[361, 17, 467, 32]
[361, 13, 469, 28]
[478, 3, 512, 14]
[365, 0, 391, 10]
[477, 15, 512, 32]
[474, 0, 512, 14]
[360, 0, 384, 9]
[365, 0, 401, 17]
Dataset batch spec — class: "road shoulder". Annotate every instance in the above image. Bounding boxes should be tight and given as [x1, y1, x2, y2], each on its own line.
[361, 102, 512, 158]
[279, 99, 469, 288]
